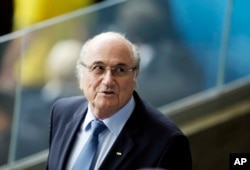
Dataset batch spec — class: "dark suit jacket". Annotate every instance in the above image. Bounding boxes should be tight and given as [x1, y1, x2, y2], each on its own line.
[47, 91, 192, 170]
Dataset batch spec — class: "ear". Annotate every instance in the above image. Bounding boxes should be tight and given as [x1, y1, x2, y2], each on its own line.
[79, 83, 83, 90]
[133, 70, 139, 89]
[79, 75, 84, 90]
[134, 69, 139, 78]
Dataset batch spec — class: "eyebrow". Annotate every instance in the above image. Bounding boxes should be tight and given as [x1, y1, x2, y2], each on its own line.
[91, 61, 105, 65]
[114, 63, 128, 67]
[90, 61, 128, 67]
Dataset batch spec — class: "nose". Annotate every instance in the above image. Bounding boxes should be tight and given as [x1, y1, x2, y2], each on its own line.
[102, 69, 115, 86]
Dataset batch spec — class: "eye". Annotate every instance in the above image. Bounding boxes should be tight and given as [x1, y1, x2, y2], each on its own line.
[91, 65, 105, 73]
[115, 66, 127, 73]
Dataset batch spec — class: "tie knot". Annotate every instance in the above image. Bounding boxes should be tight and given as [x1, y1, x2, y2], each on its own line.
[91, 119, 107, 136]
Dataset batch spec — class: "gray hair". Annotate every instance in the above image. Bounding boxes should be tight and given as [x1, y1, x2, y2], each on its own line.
[75, 32, 140, 85]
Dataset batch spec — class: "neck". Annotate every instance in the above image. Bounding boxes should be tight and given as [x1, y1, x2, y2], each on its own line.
[90, 106, 118, 120]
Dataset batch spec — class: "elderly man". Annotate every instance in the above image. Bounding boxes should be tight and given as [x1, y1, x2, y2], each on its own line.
[47, 32, 192, 170]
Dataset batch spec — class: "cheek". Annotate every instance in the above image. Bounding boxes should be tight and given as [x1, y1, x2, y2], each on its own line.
[119, 79, 135, 96]
[81, 75, 97, 93]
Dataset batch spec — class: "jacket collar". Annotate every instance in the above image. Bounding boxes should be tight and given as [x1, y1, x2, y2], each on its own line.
[58, 91, 146, 169]
[99, 91, 146, 169]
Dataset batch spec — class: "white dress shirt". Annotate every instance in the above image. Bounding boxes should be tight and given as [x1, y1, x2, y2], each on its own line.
[67, 97, 135, 170]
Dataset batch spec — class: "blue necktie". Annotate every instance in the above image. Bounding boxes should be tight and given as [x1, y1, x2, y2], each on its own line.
[72, 119, 107, 170]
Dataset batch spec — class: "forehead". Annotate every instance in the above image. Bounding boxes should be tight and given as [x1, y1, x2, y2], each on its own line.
[84, 35, 134, 65]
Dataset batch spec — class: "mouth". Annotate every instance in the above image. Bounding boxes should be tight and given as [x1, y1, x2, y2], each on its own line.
[100, 90, 116, 96]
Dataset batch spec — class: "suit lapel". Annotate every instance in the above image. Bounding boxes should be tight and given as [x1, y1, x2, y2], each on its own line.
[99, 91, 145, 169]
[99, 128, 136, 169]
[58, 103, 87, 169]
[56, 91, 145, 169]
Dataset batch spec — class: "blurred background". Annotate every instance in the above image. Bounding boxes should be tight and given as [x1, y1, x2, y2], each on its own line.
[0, 0, 250, 169]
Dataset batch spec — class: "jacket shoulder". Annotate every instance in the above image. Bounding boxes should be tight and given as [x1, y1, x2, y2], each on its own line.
[51, 96, 87, 124]
[134, 92, 183, 137]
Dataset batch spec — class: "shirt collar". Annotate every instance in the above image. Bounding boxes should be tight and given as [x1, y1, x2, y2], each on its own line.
[83, 97, 135, 136]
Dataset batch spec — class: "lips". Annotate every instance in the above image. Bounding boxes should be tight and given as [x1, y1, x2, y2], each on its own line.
[102, 91, 115, 94]
[100, 90, 116, 95]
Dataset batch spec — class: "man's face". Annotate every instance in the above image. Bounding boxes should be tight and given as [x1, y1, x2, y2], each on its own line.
[80, 35, 137, 119]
